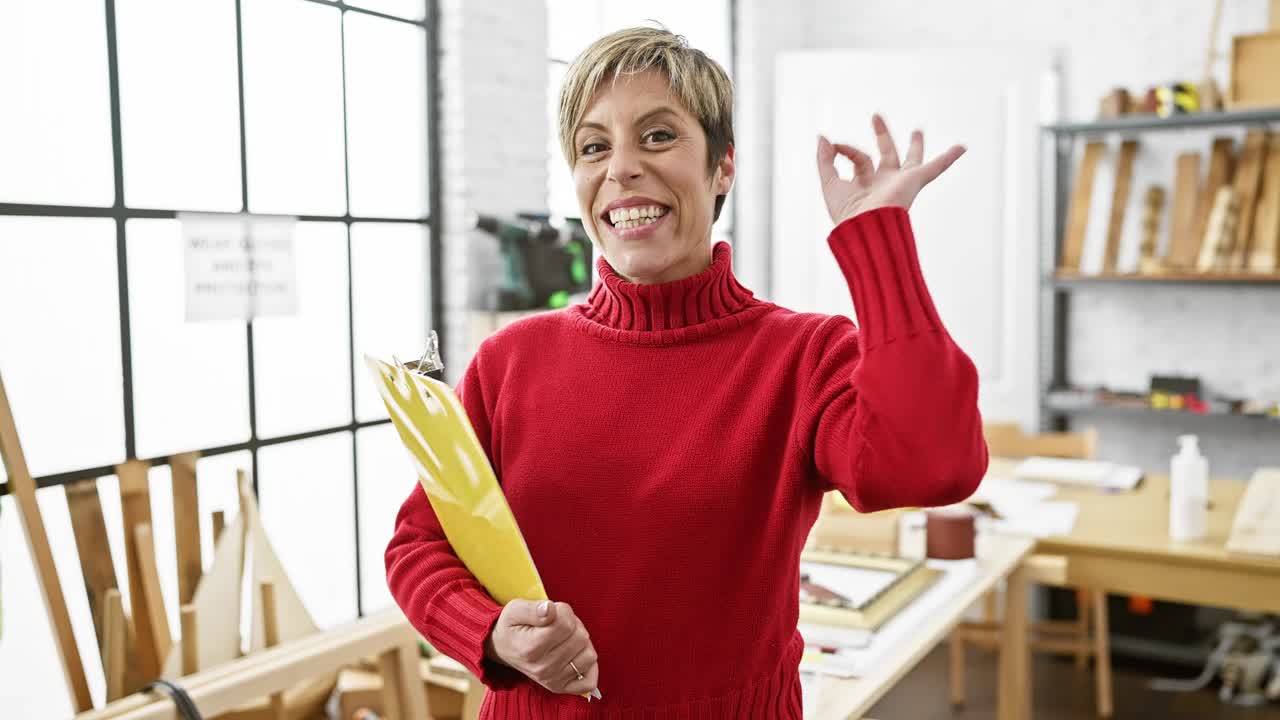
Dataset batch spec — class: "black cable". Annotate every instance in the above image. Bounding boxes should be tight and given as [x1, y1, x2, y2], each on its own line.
[144, 680, 205, 720]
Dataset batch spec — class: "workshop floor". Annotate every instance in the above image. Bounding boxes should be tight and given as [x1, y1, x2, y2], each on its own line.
[867, 646, 1280, 719]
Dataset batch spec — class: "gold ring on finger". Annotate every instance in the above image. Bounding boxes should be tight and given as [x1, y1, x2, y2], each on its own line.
[569, 660, 584, 681]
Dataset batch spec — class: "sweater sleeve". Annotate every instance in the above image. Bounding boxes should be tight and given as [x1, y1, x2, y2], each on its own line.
[384, 348, 524, 689]
[796, 206, 987, 512]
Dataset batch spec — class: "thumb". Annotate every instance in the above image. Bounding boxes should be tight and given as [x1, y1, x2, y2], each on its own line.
[505, 599, 557, 627]
[815, 134, 838, 189]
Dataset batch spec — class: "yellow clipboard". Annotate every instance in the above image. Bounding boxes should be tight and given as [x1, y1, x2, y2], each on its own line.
[365, 351, 547, 606]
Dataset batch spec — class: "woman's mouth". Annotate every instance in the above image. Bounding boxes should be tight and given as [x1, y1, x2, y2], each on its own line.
[605, 204, 669, 229]
[603, 204, 670, 239]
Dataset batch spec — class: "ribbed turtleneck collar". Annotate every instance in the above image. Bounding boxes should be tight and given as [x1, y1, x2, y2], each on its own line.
[576, 241, 759, 335]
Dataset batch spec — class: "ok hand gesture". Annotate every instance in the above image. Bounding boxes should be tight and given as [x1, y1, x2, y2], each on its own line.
[816, 114, 965, 225]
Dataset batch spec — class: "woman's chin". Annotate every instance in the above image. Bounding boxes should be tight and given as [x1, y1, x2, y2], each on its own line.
[611, 249, 682, 284]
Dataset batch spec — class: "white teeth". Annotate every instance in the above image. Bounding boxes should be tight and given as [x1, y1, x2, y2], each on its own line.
[613, 216, 660, 230]
[608, 205, 668, 225]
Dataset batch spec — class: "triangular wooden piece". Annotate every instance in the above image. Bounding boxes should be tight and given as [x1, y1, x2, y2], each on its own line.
[161, 505, 246, 678]
[243, 477, 319, 650]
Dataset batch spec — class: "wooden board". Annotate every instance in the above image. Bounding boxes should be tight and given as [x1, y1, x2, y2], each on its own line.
[1103, 140, 1139, 273]
[1166, 152, 1202, 269]
[103, 589, 127, 703]
[1227, 468, 1280, 557]
[1230, 32, 1280, 109]
[1199, 186, 1240, 271]
[0, 373, 93, 712]
[1248, 133, 1280, 273]
[1193, 138, 1236, 259]
[1272, 0, 1280, 29]
[170, 451, 203, 606]
[65, 477, 120, 645]
[1060, 142, 1106, 271]
[1229, 130, 1269, 268]
[133, 524, 173, 671]
[117, 459, 164, 680]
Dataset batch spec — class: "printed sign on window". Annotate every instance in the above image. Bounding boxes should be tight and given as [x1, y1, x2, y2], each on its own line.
[181, 213, 298, 322]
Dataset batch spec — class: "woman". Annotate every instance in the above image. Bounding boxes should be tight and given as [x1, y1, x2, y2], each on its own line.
[386, 26, 985, 718]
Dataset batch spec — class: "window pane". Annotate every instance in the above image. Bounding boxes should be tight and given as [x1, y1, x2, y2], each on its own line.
[127, 219, 250, 459]
[242, 0, 346, 216]
[253, 223, 351, 438]
[257, 433, 357, 628]
[116, 0, 242, 211]
[0, 1, 113, 206]
[345, 1, 425, 21]
[351, 223, 427, 421]
[0, 218, 124, 482]
[356, 424, 416, 613]
[344, 13, 428, 219]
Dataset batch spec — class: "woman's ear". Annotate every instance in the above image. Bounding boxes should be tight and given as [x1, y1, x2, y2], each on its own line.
[714, 144, 735, 195]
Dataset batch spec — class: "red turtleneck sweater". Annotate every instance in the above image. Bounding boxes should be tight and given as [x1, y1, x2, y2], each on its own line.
[385, 207, 986, 718]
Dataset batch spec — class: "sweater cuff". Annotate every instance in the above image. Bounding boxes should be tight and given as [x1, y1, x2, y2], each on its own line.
[827, 206, 943, 349]
[424, 583, 524, 690]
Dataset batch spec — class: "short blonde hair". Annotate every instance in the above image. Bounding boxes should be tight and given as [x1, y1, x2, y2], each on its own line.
[557, 27, 734, 217]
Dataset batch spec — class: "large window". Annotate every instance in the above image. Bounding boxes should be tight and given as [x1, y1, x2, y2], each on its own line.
[546, 0, 734, 237]
[0, 1, 437, 711]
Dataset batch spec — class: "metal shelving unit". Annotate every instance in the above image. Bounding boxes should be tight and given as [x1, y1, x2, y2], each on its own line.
[1038, 109, 1280, 432]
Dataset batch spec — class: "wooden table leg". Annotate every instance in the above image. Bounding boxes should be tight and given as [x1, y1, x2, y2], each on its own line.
[1092, 589, 1114, 718]
[997, 565, 1032, 720]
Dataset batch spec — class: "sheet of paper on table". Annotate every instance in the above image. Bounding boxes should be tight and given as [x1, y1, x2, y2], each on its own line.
[1014, 456, 1142, 491]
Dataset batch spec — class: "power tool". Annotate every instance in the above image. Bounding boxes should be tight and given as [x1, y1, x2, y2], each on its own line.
[472, 212, 592, 311]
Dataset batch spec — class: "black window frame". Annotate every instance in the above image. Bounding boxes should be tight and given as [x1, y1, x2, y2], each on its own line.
[0, 0, 444, 619]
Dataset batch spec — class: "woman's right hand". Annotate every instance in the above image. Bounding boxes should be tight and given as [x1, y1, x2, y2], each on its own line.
[485, 599, 601, 697]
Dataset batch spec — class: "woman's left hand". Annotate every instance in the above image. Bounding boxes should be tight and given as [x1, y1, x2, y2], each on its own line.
[816, 114, 965, 225]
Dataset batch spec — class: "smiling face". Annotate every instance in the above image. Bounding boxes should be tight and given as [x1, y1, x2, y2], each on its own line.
[572, 70, 734, 285]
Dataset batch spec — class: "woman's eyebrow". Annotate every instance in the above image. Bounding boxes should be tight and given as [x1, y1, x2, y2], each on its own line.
[576, 106, 683, 137]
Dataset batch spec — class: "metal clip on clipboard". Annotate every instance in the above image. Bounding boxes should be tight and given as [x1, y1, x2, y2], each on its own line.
[394, 330, 445, 382]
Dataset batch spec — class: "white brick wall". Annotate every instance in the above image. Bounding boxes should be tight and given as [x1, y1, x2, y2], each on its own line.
[438, 0, 548, 382]
[737, 0, 1280, 477]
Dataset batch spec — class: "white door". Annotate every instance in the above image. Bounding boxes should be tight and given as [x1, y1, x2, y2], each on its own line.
[771, 49, 1054, 430]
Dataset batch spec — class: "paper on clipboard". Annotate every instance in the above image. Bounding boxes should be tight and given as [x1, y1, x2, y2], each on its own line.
[364, 354, 547, 606]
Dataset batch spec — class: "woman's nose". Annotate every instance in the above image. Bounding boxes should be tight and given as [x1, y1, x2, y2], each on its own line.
[606, 145, 643, 183]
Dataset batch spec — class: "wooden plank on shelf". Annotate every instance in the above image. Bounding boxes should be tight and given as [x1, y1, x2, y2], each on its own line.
[170, 451, 203, 606]
[1167, 152, 1202, 269]
[1104, 140, 1139, 273]
[65, 477, 120, 645]
[1199, 186, 1241, 272]
[1193, 138, 1236, 261]
[1060, 141, 1106, 271]
[1248, 132, 1280, 273]
[118, 459, 165, 681]
[1229, 129, 1269, 268]
[0, 373, 94, 712]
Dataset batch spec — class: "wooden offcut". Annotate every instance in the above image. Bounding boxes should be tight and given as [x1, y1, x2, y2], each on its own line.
[1166, 153, 1202, 269]
[133, 524, 173, 670]
[181, 605, 199, 676]
[1231, 130, 1270, 268]
[1227, 468, 1280, 557]
[65, 477, 119, 645]
[161, 501, 245, 678]
[102, 589, 128, 703]
[1192, 138, 1236, 256]
[1248, 133, 1280, 273]
[170, 451, 203, 606]
[1139, 186, 1167, 274]
[117, 459, 165, 680]
[1060, 142, 1106, 271]
[1103, 141, 1139, 273]
[0, 373, 93, 712]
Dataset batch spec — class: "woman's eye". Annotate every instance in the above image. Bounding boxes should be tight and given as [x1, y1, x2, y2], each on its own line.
[643, 130, 675, 144]
[581, 142, 607, 156]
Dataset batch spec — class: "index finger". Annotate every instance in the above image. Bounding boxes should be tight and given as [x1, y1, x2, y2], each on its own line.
[872, 114, 901, 170]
